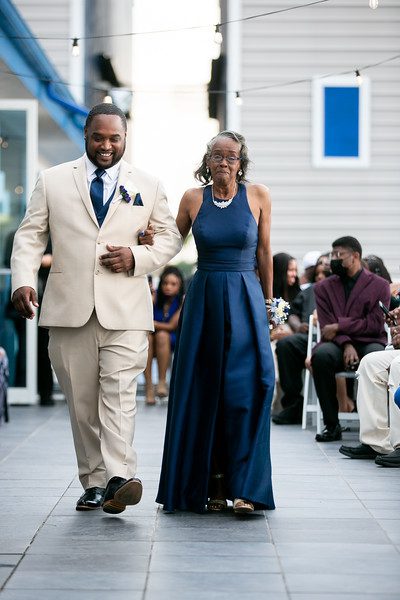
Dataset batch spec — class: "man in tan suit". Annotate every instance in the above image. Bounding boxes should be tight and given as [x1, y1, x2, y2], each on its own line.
[11, 103, 182, 514]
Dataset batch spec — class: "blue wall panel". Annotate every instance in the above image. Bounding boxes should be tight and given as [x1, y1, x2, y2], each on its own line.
[324, 87, 359, 157]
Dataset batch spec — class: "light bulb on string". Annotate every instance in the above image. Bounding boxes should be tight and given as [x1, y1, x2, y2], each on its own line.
[103, 94, 113, 104]
[235, 91, 243, 106]
[355, 70, 363, 85]
[214, 24, 223, 44]
[71, 38, 80, 57]
[369, 0, 379, 8]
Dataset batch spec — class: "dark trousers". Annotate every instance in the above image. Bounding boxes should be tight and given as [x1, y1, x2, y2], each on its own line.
[276, 333, 308, 410]
[37, 326, 53, 403]
[312, 341, 385, 430]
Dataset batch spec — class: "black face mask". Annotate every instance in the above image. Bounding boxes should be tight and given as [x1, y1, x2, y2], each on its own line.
[330, 259, 347, 278]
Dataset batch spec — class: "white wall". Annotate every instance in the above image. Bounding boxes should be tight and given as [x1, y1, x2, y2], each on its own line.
[236, 0, 400, 278]
[131, 0, 220, 219]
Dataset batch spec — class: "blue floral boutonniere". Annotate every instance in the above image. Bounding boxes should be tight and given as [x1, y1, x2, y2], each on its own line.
[117, 186, 144, 206]
[119, 185, 131, 203]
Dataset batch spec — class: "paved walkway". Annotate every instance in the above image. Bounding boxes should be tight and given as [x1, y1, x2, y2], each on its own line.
[0, 401, 399, 600]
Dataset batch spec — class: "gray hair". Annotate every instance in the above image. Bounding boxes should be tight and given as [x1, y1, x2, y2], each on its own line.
[194, 130, 250, 185]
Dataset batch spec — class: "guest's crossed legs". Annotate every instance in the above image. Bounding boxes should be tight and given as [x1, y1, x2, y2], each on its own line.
[276, 332, 308, 411]
[357, 349, 400, 454]
[312, 341, 385, 430]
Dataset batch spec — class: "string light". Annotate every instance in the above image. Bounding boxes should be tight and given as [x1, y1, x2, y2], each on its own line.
[1, 1, 331, 42]
[235, 91, 243, 106]
[2, 52, 400, 98]
[103, 94, 113, 104]
[355, 69, 363, 85]
[71, 38, 80, 57]
[369, 0, 379, 8]
[214, 24, 223, 44]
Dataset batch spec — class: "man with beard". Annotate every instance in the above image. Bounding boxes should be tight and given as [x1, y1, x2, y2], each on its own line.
[11, 103, 182, 513]
[311, 236, 390, 442]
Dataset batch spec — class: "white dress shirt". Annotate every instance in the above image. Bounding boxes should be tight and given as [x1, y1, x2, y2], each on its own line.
[85, 154, 121, 205]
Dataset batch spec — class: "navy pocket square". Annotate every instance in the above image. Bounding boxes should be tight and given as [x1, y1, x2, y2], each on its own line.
[133, 193, 143, 206]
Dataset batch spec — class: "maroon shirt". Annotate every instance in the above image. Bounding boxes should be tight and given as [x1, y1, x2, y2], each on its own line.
[314, 268, 390, 347]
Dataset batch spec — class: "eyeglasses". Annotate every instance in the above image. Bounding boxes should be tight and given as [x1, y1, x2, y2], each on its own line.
[209, 154, 241, 164]
[329, 251, 351, 260]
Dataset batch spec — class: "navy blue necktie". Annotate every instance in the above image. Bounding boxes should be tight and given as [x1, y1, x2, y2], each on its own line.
[90, 168, 106, 213]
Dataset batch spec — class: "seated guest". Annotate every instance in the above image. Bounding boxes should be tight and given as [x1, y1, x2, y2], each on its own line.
[339, 306, 400, 466]
[270, 253, 301, 412]
[270, 252, 301, 342]
[299, 250, 321, 290]
[273, 255, 331, 424]
[144, 266, 184, 405]
[312, 236, 391, 442]
[364, 254, 400, 310]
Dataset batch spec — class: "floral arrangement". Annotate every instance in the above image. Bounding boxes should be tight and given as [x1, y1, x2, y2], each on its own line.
[115, 186, 143, 206]
[267, 297, 290, 329]
[119, 185, 131, 203]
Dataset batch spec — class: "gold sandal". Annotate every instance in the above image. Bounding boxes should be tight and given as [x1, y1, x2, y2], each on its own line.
[233, 498, 254, 514]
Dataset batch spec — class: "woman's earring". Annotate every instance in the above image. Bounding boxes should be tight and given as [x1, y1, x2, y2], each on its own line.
[238, 169, 243, 176]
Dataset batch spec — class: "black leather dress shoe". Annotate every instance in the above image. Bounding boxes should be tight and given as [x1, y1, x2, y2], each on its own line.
[102, 476, 143, 514]
[339, 443, 382, 459]
[272, 407, 302, 425]
[375, 447, 400, 467]
[76, 486, 105, 511]
[315, 424, 342, 442]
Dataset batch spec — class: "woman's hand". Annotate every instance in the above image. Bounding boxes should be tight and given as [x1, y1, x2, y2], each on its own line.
[270, 324, 291, 341]
[138, 224, 154, 245]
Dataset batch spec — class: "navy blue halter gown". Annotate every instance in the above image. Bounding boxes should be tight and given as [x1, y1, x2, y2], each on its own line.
[156, 183, 275, 513]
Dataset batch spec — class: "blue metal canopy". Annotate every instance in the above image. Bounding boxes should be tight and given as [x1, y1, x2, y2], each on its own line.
[0, 0, 88, 149]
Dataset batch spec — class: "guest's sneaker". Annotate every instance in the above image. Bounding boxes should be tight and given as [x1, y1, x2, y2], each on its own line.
[102, 476, 143, 514]
[315, 424, 342, 442]
[339, 443, 382, 459]
[375, 448, 400, 468]
[76, 486, 105, 511]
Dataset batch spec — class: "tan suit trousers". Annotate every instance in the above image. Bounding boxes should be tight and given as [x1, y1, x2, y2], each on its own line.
[48, 312, 148, 489]
[357, 349, 400, 454]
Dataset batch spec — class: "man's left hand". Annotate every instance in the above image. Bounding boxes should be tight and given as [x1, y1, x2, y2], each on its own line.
[321, 323, 339, 341]
[100, 245, 134, 273]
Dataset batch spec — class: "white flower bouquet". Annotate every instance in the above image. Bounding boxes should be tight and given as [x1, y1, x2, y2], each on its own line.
[267, 297, 290, 329]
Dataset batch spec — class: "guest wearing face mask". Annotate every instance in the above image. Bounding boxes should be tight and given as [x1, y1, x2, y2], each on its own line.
[311, 236, 390, 442]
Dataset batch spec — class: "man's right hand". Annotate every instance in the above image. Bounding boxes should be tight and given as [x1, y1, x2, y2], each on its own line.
[343, 343, 359, 368]
[12, 286, 39, 319]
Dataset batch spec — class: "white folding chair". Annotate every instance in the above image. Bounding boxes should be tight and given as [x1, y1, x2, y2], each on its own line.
[336, 370, 359, 425]
[302, 314, 323, 434]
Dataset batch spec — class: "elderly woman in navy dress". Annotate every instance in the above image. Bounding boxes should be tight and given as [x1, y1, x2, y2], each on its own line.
[153, 131, 275, 514]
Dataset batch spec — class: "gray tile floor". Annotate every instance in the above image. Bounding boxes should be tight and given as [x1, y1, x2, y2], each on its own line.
[1, 402, 399, 599]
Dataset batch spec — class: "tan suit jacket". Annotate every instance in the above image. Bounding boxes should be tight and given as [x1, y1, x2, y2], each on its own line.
[11, 156, 182, 330]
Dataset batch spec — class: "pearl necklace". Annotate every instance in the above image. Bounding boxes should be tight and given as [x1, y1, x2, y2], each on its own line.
[211, 184, 237, 209]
